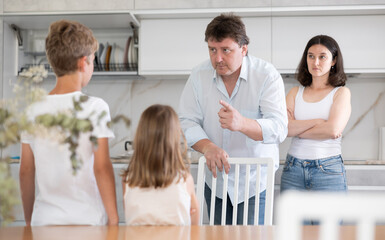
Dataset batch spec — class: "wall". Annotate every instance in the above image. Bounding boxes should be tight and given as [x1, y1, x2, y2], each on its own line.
[281, 77, 385, 161]
[1, 16, 384, 161]
[1, 0, 383, 161]
[66, 73, 384, 162]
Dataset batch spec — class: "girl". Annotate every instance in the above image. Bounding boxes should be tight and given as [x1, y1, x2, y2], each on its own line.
[122, 104, 199, 225]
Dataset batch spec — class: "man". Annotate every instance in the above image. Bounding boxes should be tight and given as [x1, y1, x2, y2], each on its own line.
[179, 13, 287, 225]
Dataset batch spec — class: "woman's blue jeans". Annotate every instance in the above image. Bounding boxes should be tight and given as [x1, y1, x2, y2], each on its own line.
[280, 154, 347, 225]
[280, 154, 347, 192]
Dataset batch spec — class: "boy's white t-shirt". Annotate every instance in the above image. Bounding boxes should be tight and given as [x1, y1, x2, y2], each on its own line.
[21, 91, 115, 226]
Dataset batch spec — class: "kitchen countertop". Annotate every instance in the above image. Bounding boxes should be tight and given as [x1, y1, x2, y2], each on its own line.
[110, 150, 204, 164]
[110, 154, 385, 165]
[9, 153, 385, 165]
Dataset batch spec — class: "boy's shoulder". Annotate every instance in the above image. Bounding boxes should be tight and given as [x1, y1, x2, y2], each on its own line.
[79, 94, 110, 110]
[27, 92, 110, 117]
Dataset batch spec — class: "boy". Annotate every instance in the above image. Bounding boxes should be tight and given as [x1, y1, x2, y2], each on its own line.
[19, 20, 118, 226]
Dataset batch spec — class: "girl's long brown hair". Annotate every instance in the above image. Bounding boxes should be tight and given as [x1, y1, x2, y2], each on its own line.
[122, 104, 189, 188]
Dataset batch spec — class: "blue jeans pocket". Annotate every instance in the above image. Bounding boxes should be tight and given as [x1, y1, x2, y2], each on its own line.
[319, 158, 344, 175]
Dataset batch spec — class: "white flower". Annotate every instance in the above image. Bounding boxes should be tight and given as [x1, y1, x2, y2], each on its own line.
[19, 65, 48, 83]
[29, 87, 47, 102]
[19, 69, 33, 78]
[12, 84, 22, 94]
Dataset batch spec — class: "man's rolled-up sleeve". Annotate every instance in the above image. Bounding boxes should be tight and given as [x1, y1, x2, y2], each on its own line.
[179, 76, 208, 147]
[256, 73, 288, 144]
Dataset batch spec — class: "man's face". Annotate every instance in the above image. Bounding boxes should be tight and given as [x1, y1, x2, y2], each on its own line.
[207, 37, 247, 77]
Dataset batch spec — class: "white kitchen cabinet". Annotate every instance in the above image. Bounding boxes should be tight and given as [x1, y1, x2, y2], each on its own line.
[272, 15, 385, 74]
[135, 0, 384, 10]
[7, 163, 23, 226]
[138, 17, 271, 76]
[274, 164, 385, 224]
[134, 0, 270, 10]
[0, 17, 3, 99]
[243, 17, 272, 62]
[8, 162, 130, 226]
[137, 4, 385, 76]
[2, 12, 140, 79]
[138, 18, 209, 76]
[3, 0, 134, 12]
[192, 163, 385, 224]
[272, 0, 385, 7]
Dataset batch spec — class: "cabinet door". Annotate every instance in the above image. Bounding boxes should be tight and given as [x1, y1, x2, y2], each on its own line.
[139, 18, 210, 75]
[139, 17, 271, 76]
[272, 15, 385, 73]
[243, 17, 272, 63]
[0, 18, 3, 99]
[9, 163, 24, 226]
[3, 19, 18, 98]
[135, 0, 270, 10]
[4, 0, 134, 12]
[272, 0, 385, 6]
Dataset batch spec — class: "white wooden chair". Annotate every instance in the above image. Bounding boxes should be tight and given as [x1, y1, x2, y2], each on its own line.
[196, 156, 275, 225]
[276, 191, 385, 240]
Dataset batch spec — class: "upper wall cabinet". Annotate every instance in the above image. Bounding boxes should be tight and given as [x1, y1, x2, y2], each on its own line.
[0, 19, 3, 98]
[135, 0, 270, 10]
[139, 18, 209, 76]
[2, 13, 140, 78]
[271, 0, 385, 7]
[3, 0, 134, 12]
[135, 0, 385, 10]
[272, 15, 385, 74]
[138, 17, 271, 76]
[136, 4, 385, 76]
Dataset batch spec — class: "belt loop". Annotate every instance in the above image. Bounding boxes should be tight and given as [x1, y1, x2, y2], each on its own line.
[287, 154, 294, 166]
[291, 155, 297, 166]
[315, 159, 320, 168]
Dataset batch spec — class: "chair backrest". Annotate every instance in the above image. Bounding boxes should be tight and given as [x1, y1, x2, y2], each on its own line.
[196, 156, 275, 226]
[276, 191, 385, 240]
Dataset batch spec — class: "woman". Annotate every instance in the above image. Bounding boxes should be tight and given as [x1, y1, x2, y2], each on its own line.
[280, 35, 351, 194]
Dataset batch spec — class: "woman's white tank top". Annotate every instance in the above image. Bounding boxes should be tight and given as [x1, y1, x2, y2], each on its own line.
[288, 86, 342, 159]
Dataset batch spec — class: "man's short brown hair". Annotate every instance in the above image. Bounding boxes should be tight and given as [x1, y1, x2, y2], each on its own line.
[45, 19, 98, 77]
[205, 13, 249, 47]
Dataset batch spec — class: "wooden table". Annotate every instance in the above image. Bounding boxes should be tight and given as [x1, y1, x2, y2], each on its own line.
[1, 225, 384, 240]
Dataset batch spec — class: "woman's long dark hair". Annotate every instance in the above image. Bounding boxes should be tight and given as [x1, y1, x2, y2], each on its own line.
[296, 35, 347, 87]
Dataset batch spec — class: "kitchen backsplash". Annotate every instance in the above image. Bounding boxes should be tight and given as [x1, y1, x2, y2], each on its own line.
[7, 75, 384, 161]
[80, 75, 385, 161]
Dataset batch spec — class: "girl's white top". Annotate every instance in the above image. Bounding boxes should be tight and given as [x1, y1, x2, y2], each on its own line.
[21, 91, 114, 226]
[124, 176, 191, 225]
[288, 86, 342, 159]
